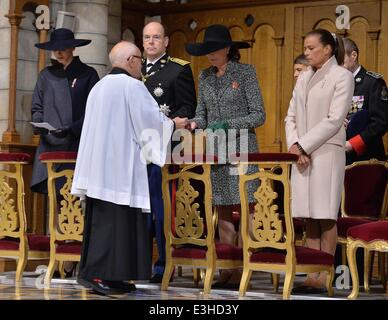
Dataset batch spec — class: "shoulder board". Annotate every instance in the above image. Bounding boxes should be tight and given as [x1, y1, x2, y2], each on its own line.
[366, 71, 383, 79]
[169, 57, 190, 66]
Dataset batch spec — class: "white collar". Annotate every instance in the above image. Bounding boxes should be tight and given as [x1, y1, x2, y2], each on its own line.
[353, 66, 361, 78]
[147, 52, 166, 65]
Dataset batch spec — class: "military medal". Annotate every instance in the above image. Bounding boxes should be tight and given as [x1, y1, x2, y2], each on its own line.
[350, 95, 364, 114]
[153, 84, 164, 97]
[159, 104, 171, 116]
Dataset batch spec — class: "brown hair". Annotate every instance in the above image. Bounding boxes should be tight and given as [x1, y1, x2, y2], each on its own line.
[227, 45, 241, 62]
[305, 29, 344, 65]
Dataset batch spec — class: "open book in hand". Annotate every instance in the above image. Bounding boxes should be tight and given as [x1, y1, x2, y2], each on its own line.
[30, 122, 57, 131]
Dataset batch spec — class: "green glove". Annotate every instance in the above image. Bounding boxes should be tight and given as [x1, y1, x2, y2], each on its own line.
[208, 121, 229, 131]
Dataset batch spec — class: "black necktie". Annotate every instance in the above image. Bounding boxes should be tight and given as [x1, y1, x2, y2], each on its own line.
[147, 63, 153, 68]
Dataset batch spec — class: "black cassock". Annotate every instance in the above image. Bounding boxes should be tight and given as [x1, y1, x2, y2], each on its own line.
[78, 197, 153, 281]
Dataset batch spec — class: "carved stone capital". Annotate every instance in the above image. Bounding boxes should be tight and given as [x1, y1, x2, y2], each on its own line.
[5, 13, 25, 27]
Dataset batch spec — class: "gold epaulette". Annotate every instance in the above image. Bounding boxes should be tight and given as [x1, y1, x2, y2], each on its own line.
[169, 57, 190, 66]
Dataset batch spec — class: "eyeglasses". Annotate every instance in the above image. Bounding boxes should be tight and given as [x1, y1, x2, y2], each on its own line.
[127, 55, 142, 61]
[143, 35, 163, 42]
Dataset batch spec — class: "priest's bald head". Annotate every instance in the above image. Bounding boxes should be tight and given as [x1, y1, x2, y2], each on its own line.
[109, 41, 142, 79]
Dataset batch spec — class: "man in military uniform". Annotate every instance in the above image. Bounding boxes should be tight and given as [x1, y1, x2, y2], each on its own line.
[343, 38, 388, 165]
[142, 21, 197, 283]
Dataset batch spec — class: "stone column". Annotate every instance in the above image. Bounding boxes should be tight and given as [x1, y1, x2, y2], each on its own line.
[0, 1, 11, 139]
[107, 0, 122, 71]
[2, 13, 24, 143]
[66, 0, 109, 77]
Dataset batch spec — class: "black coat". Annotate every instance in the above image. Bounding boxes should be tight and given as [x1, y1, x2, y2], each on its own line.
[141, 54, 196, 119]
[31, 57, 99, 193]
[346, 66, 388, 164]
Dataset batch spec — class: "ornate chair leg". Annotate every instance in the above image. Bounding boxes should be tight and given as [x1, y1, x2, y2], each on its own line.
[378, 252, 386, 288]
[271, 273, 279, 292]
[58, 261, 65, 279]
[161, 261, 174, 291]
[341, 243, 347, 266]
[193, 268, 201, 287]
[44, 259, 57, 285]
[238, 268, 252, 296]
[326, 267, 334, 297]
[15, 255, 27, 282]
[347, 241, 360, 299]
[364, 249, 371, 292]
[283, 270, 295, 300]
[203, 267, 215, 294]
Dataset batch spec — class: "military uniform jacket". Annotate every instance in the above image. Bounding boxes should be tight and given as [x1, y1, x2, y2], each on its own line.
[141, 54, 196, 119]
[347, 66, 388, 163]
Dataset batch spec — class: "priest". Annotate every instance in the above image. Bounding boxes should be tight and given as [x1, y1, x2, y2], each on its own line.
[71, 41, 188, 296]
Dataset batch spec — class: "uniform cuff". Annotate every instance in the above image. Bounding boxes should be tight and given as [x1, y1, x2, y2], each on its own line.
[349, 135, 366, 156]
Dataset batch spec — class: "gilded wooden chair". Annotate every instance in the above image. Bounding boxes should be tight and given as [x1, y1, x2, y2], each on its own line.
[347, 220, 388, 299]
[0, 152, 50, 281]
[161, 160, 243, 294]
[238, 153, 335, 299]
[337, 159, 388, 278]
[40, 152, 83, 284]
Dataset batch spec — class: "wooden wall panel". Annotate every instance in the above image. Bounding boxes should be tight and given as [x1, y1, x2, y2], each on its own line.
[169, 31, 190, 62]
[347, 18, 371, 69]
[252, 25, 278, 152]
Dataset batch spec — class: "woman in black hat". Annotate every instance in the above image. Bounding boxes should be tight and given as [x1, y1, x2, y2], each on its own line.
[31, 28, 99, 194]
[187, 24, 266, 289]
[30, 28, 99, 277]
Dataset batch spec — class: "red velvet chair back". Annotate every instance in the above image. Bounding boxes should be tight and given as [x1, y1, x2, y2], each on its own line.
[342, 160, 388, 219]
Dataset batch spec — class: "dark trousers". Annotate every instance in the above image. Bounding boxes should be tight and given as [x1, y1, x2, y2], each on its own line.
[147, 163, 165, 276]
[79, 196, 152, 281]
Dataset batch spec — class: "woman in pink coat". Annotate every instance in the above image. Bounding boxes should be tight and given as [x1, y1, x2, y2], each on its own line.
[285, 29, 354, 293]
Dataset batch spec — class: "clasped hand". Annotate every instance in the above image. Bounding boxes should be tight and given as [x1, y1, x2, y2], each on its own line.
[289, 143, 310, 172]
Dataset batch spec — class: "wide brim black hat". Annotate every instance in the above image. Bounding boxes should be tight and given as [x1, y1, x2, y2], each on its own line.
[35, 28, 91, 51]
[185, 24, 250, 56]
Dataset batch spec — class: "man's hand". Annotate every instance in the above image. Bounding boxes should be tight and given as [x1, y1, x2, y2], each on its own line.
[345, 141, 353, 153]
[172, 117, 189, 130]
[50, 127, 70, 139]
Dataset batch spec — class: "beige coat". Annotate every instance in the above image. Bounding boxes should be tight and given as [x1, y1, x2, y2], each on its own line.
[285, 56, 354, 220]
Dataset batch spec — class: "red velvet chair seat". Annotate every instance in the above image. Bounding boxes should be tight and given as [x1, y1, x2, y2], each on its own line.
[337, 217, 372, 237]
[0, 234, 50, 251]
[347, 221, 388, 242]
[250, 246, 334, 265]
[39, 151, 77, 161]
[0, 152, 31, 162]
[56, 241, 82, 254]
[172, 243, 243, 260]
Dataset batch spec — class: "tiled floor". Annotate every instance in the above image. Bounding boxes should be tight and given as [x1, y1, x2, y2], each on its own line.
[0, 266, 387, 300]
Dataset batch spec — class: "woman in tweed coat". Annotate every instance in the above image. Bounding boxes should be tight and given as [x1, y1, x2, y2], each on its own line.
[186, 24, 266, 288]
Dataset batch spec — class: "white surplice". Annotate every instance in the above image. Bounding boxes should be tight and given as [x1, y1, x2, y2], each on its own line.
[71, 73, 174, 211]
